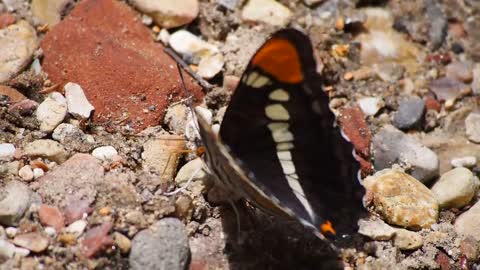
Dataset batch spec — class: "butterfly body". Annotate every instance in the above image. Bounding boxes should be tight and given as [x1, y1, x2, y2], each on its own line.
[196, 29, 366, 242]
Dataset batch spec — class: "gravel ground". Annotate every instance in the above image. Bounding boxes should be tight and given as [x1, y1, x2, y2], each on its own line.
[1, 0, 480, 269]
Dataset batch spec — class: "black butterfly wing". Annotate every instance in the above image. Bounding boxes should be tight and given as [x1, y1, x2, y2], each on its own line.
[219, 29, 366, 238]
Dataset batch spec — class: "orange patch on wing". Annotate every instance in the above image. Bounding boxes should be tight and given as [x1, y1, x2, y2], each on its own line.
[252, 38, 303, 84]
[320, 220, 336, 235]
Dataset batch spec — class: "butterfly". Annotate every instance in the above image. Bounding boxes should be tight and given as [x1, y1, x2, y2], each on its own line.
[193, 28, 366, 244]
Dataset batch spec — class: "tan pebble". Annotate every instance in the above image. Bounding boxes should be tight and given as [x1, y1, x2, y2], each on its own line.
[113, 232, 131, 254]
[58, 233, 77, 246]
[393, 229, 423, 250]
[152, 25, 160, 33]
[344, 72, 353, 81]
[99, 207, 111, 216]
[335, 16, 345, 31]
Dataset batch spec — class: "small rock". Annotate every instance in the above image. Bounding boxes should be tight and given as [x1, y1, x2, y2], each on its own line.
[164, 104, 189, 135]
[392, 96, 426, 130]
[357, 218, 396, 240]
[338, 106, 371, 159]
[64, 82, 95, 120]
[52, 123, 94, 152]
[38, 204, 65, 231]
[373, 63, 405, 82]
[129, 218, 190, 270]
[393, 228, 423, 250]
[0, 239, 16, 259]
[432, 168, 478, 209]
[0, 181, 33, 226]
[0, 13, 15, 29]
[0, 21, 37, 83]
[65, 219, 87, 238]
[0, 85, 26, 103]
[351, 67, 375, 81]
[5, 227, 17, 238]
[63, 199, 93, 224]
[8, 99, 38, 116]
[357, 97, 384, 116]
[372, 125, 439, 183]
[175, 195, 193, 220]
[44, 227, 56, 237]
[0, 143, 15, 161]
[157, 29, 170, 45]
[460, 236, 479, 260]
[425, 97, 441, 112]
[174, 158, 208, 191]
[18, 165, 33, 181]
[455, 200, 480, 241]
[58, 233, 77, 246]
[446, 62, 473, 83]
[130, 0, 198, 29]
[113, 232, 131, 254]
[465, 112, 480, 143]
[451, 156, 477, 168]
[24, 139, 68, 163]
[428, 77, 470, 102]
[31, 0, 71, 26]
[92, 146, 118, 161]
[125, 210, 146, 226]
[33, 168, 44, 179]
[241, 0, 292, 27]
[197, 53, 224, 79]
[13, 233, 49, 253]
[142, 135, 185, 179]
[36, 92, 68, 133]
[14, 247, 30, 257]
[363, 169, 438, 229]
[81, 222, 114, 258]
[472, 64, 480, 95]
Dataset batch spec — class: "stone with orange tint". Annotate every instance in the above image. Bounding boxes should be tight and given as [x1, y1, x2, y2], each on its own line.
[339, 105, 371, 159]
[40, 0, 203, 133]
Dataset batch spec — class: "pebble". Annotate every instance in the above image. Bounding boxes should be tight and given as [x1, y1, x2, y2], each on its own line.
[197, 53, 225, 79]
[431, 168, 478, 209]
[125, 210, 146, 226]
[363, 169, 438, 229]
[460, 236, 479, 260]
[24, 139, 68, 163]
[0, 85, 26, 103]
[113, 232, 131, 254]
[393, 229, 423, 250]
[58, 233, 77, 246]
[31, 0, 70, 26]
[142, 135, 185, 178]
[33, 168, 44, 179]
[451, 156, 477, 168]
[0, 21, 37, 83]
[63, 199, 93, 224]
[0, 13, 15, 29]
[157, 29, 170, 45]
[18, 165, 34, 181]
[44, 227, 57, 237]
[357, 218, 396, 240]
[446, 62, 473, 83]
[465, 112, 480, 143]
[92, 146, 118, 161]
[372, 125, 439, 183]
[14, 247, 30, 257]
[175, 195, 193, 220]
[472, 64, 480, 95]
[373, 63, 405, 82]
[130, 0, 198, 29]
[5, 227, 17, 238]
[0, 181, 33, 226]
[392, 96, 426, 130]
[129, 218, 190, 270]
[174, 158, 209, 194]
[357, 97, 384, 116]
[36, 92, 68, 133]
[241, 0, 292, 27]
[164, 104, 189, 135]
[13, 233, 49, 253]
[52, 123, 94, 152]
[351, 67, 375, 81]
[8, 99, 39, 116]
[38, 204, 65, 231]
[428, 77, 469, 102]
[0, 143, 15, 161]
[338, 106, 371, 159]
[65, 219, 88, 238]
[81, 222, 114, 258]
[0, 239, 16, 259]
[64, 82, 95, 120]
[455, 200, 480, 241]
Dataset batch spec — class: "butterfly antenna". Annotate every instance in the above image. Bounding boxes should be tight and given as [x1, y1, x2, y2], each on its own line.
[164, 166, 202, 196]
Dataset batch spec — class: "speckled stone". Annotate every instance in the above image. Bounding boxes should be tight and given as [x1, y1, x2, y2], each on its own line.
[363, 169, 438, 230]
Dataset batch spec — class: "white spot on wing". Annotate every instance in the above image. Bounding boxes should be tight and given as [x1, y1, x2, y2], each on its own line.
[246, 71, 259, 86]
[265, 104, 290, 121]
[269, 89, 290, 101]
[251, 75, 270, 88]
[286, 174, 316, 220]
[276, 142, 294, 150]
[276, 151, 292, 161]
[279, 160, 295, 174]
[267, 123, 294, 142]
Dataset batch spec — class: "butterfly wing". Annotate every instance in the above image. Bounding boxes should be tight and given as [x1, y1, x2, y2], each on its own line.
[218, 29, 366, 238]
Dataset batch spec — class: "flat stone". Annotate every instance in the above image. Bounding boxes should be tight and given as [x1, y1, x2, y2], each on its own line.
[357, 218, 396, 240]
[460, 236, 479, 260]
[241, 0, 292, 27]
[363, 169, 438, 230]
[130, 218, 190, 270]
[0, 143, 15, 161]
[392, 96, 426, 130]
[373, 63, 405, 83]
[52, 123, 94, 152]
[431, 168, 478, 209]
[40, 0, 203, 133]
[142, 135, 185, 180]
[64, 82, 94, 120]
[0, 20, 37, 83]
[31, 0, 71, 26]
[372, 125, 439, 183]
[0, 181, 34, 226]
[36, 92, 68, 133]
[428, 77, 470, 102]
[65, 219, 87, 238]
[63, 199, 92, 224]
[37, 154, 104, 208]
[81, 222, 113, 258]
[130, 0, 198, 29]
[24, 139, 68, 163]
[0, 239, 16, 259]
[455, 201, 480, 241]
[8, 99, 38, 116]
[393, 228, 423, 250]
[0, 13, 16, 29]
[13, 233, 49, 253]
[91, 146, 118, 161]
[0, 85, 26, 103]
[197, 53, 224, 79]
[174, 158, 209, 195]
[451, 156, 477, 168]
[164, 104, 189, 135]
[338, 106, 371, 159]
[446, 61, 473, 83]
[357, 97, 384, 116]
[466, 112, 480, 143]
[38, 204, 65, 231]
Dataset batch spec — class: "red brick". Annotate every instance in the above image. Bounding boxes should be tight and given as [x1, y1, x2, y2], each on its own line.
[339, 106, 372, 159]
[41, 0, 203, 133]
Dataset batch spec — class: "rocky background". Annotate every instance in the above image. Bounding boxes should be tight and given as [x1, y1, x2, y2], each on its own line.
[0, 0, 480, 269]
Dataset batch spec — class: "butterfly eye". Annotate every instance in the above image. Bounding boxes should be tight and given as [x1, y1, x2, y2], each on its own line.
[320, 220, 336, 235]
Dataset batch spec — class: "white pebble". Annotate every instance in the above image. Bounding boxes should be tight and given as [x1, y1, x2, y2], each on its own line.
[64, 82, 95, 120]
[241, 0, 292, 26]
[357, 97, 384, 116]
[14, 247, 30, 257]
[36, 92, 68, 133]
[66, 220, 88, 238]
[157, 29, 170, 45]
[33, 168, 44, 179]
[169, 30, 219, 57]
[0, 239, 15, 259]
[451, 156, 477, 168]
[91, 146, 118, 161]
[44, 227, 57, 237]
[5, 227, 17, 238]
[0, 143, 15, 161]
[18, 165, 34, 181]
